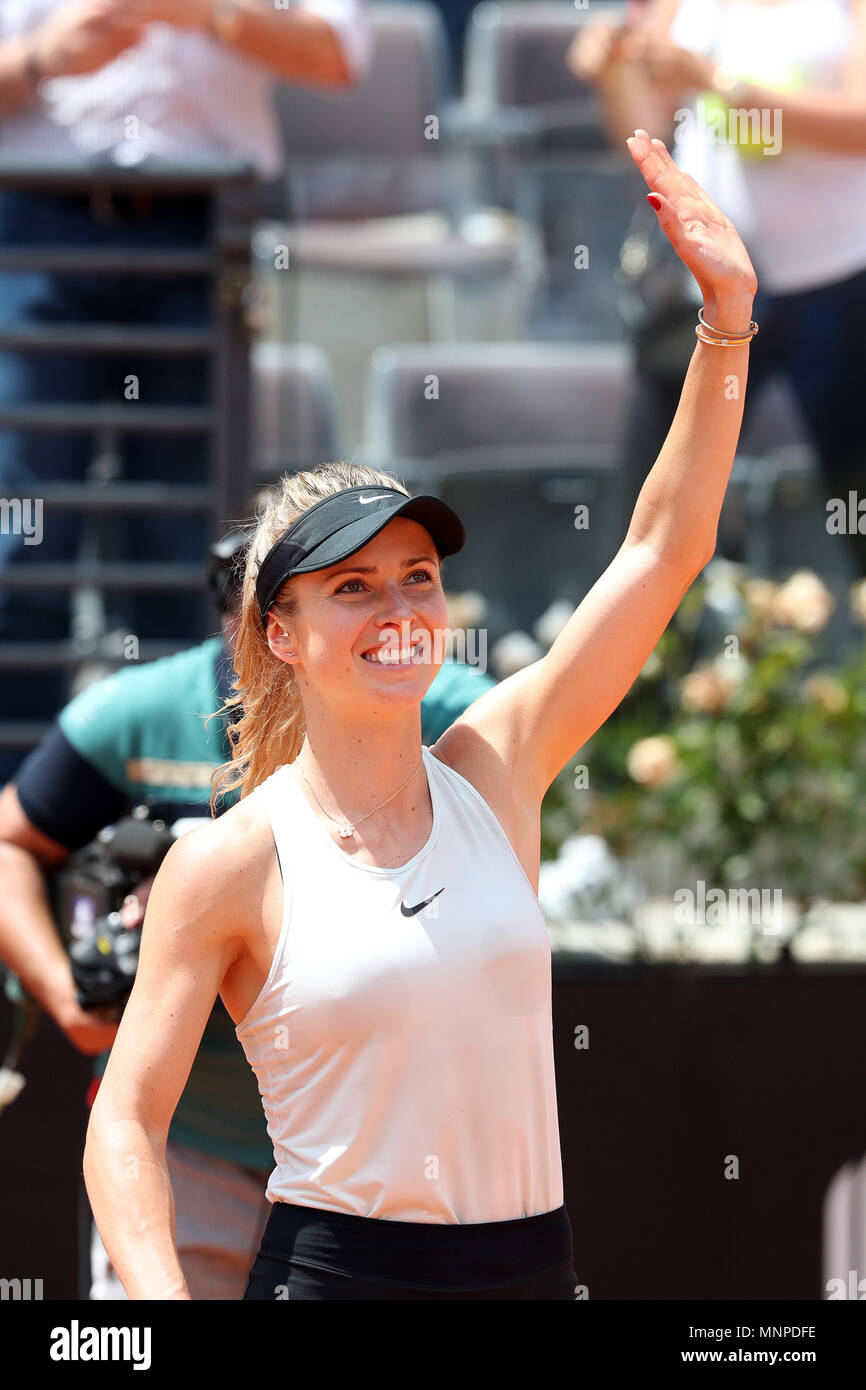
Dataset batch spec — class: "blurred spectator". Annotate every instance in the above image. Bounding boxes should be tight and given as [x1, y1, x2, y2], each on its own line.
[0, 0, 371, 778]
[568, 0, 866, 574]
[0, 482, 496, 1298]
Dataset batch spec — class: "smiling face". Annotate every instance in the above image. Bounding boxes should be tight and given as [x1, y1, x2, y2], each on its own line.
[266, 517, 449, 720]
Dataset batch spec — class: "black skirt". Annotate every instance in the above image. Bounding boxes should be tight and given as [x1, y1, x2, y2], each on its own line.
[244, 1199, 576, 1301]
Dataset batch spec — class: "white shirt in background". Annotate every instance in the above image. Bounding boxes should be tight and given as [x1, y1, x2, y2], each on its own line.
[669, 0, 866, 293]
[0, 0, 372, 177]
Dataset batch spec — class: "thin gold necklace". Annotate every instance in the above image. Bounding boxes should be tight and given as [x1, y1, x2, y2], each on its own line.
[296, 754, 425, 839]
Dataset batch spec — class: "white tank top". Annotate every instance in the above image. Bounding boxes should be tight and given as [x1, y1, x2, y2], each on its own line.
[234, 745, 564, 1223]
[669, 0, 866, 293]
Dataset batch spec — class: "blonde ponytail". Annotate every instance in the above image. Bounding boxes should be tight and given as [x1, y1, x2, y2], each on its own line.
[207, 462, 411, 815]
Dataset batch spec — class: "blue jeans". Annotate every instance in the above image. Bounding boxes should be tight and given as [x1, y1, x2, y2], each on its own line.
[0, 189, 213, 777]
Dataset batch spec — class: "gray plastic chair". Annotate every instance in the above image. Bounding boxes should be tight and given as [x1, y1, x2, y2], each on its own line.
[250, 341, 340, 479]
[365, 339, 631, 464]
[262, 5, 542, 452]
[450, 3, 636, 340]
[457, 1, 627, 149]
[362, 340, 634, 638]
[273, 3, 453, 221]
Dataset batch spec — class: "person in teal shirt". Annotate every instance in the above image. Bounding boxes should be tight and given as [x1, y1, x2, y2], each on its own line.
[2, 499, 495, 1298]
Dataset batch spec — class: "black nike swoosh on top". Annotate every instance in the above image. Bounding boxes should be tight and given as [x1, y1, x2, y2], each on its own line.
[400, 887, 445, 916]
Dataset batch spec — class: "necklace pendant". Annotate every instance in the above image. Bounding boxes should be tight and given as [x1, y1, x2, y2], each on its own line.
[338, 823, 354, 839]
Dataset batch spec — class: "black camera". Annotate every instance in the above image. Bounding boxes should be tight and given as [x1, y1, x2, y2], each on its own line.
[53, 808, 176, 1013]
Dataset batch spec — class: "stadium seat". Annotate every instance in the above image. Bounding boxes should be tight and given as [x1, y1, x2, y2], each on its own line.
[457, 0, 627, 151]
[273, 3, 454, 222]
[447, 4, 638, 340]
[260, 5, 543, 451]
[362, 340, 633, 638]
[250, 341, 340, 479]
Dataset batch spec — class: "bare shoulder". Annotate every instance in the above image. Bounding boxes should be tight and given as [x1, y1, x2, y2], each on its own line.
[146, 787, 275, 948]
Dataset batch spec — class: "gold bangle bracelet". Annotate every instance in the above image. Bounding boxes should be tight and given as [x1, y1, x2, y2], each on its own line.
[697, 306, 759, 341]
[695, 324, 757, 347]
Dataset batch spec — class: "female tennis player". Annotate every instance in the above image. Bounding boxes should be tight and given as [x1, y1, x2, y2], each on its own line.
[83, 130, 758, 1300]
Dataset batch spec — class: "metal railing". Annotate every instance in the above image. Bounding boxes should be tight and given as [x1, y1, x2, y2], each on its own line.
[0, 159, 257, 757]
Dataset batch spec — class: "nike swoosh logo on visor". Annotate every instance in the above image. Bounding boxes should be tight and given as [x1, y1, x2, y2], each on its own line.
[401, 888, 445, 916]
[359, 493, 391, 504]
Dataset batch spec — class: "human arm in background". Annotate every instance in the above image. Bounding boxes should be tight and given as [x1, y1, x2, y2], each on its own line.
[619, 0, 866, 156]
[0, 667, 159, 1057]
[566, 0, 683, 148]
[128, 0, 372, 86]
[0, 741, 121, 1058]
[0, 0, 145, 118]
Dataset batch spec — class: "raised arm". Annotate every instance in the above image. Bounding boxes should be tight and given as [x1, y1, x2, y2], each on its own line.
[442, 129, 757, 804]
[82, 804, 268, 1299]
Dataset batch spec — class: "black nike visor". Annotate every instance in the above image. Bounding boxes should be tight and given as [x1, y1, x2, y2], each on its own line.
[255, 485, 466, 630]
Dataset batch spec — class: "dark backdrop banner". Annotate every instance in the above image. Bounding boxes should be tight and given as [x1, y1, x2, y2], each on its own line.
[1, 962, 864, 1300]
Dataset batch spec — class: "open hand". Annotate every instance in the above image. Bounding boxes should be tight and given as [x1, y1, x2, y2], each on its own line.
[30, 0, 145, 79]
[625, 129, 758, 321]
[619, 29, 710, 92]
[565, 18, 626, 85]
[50, 973, 120, 1055]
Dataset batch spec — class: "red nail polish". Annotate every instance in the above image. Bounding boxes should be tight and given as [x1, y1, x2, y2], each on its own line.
[646, 193, 662, 211]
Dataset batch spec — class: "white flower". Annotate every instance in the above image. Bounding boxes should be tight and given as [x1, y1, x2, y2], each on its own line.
[533, 599, 575, 649]
[710, 651, 750, 687]
[702, 559, 746, 620]
[639, 650, 663, 680]
[444, 589, 487, 631]
[538, 834, 640, 925]
[771, 570, 834, 633]
[849, 578, 866, 627]
[801, 672, 848, 714]
[743, 577, 779, 621]
[680, 663, 738, 714]
[626, 735, 679, 786]
[491, 630, 544, 677]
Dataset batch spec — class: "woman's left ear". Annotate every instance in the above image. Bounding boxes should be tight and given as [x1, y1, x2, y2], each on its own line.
[266, 613, 297, 661]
